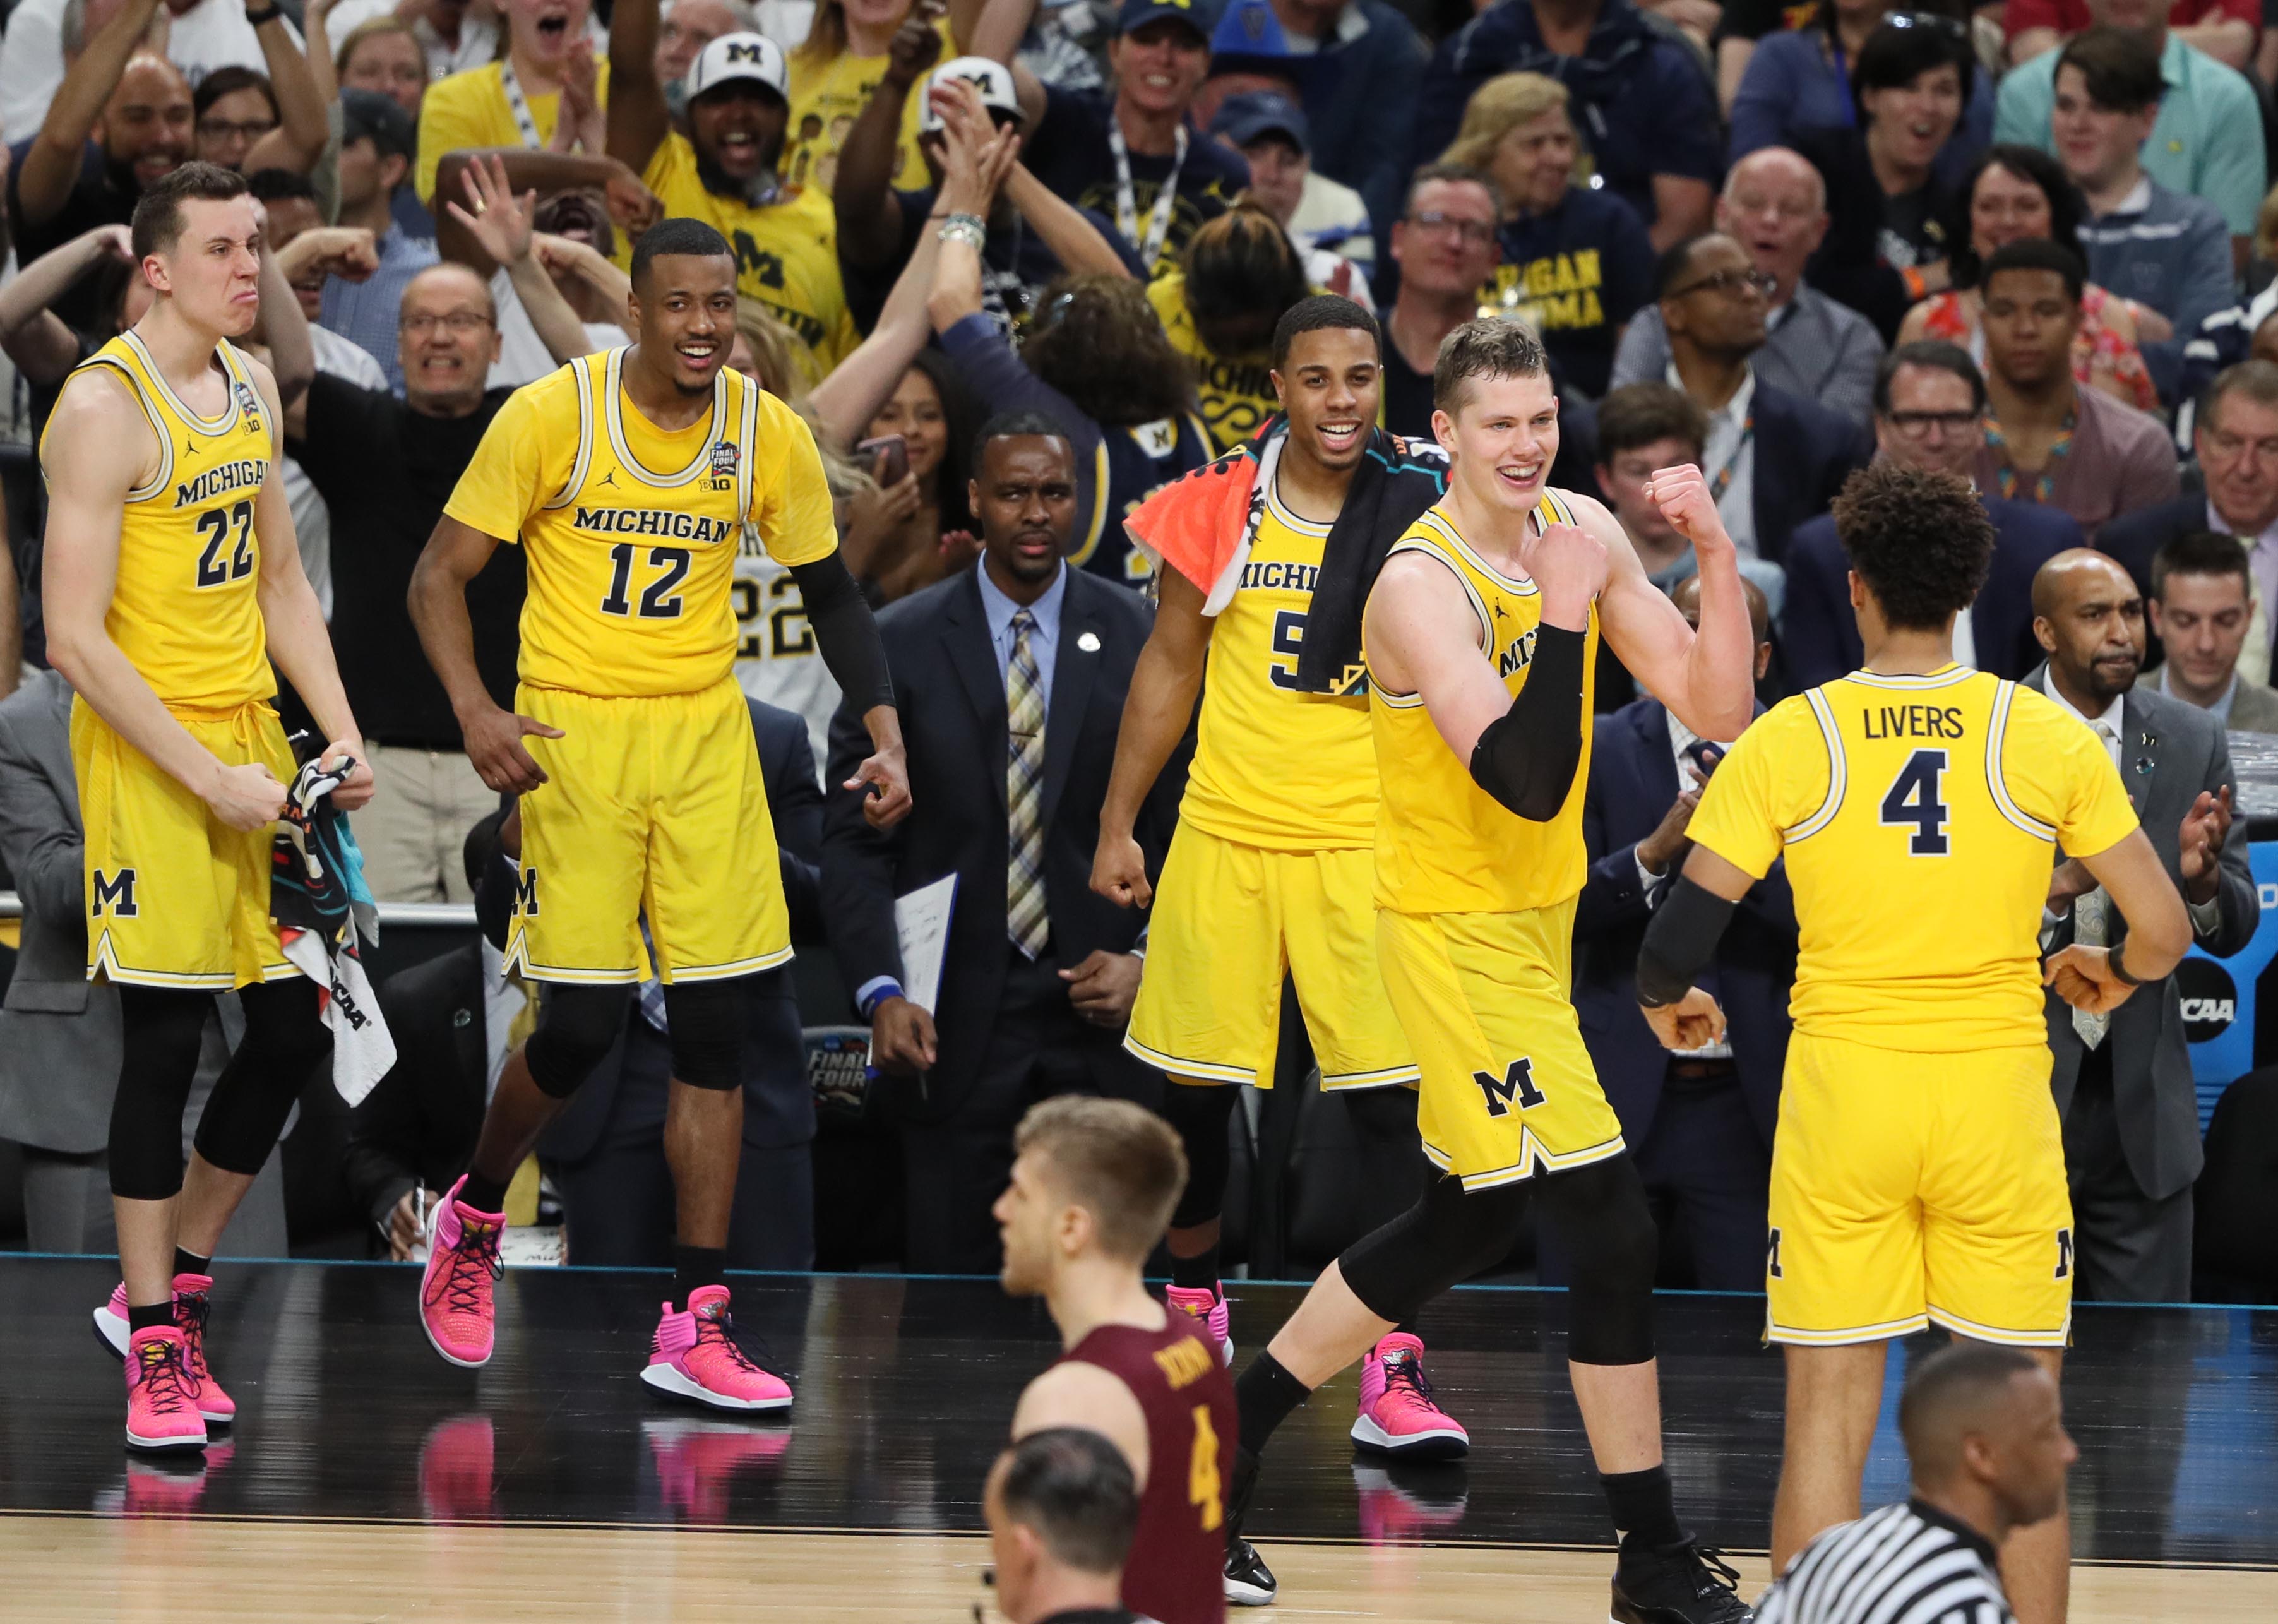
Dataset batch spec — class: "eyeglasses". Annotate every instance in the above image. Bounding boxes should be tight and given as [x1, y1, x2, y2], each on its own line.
[198, 117, 277, 143]
[1886, 409, 1982, 435]
[1667, 268, 1775, 301]
[1406, 210, 1496, 245]
[1884, 9, 1969, 40]
[400, 312, 494, 335]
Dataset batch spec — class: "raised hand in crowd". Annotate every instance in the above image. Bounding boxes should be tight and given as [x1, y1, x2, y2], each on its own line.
[553, 35, 609, 158]
[276, 225, 381, 287]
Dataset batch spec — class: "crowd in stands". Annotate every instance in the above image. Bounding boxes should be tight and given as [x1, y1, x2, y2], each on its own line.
[3, 0, 2278, 1305]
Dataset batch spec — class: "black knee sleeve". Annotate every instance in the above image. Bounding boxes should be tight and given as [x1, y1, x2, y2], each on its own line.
[661, 979, 746, 1091]
[1337, 1174, 1530, 1324]
[1538, 1154, 1658, 1366]
[193, 979, 333, 1177]
[1341, 1084, 1418, 1147]
[110, 986, 212, 1201]
[1159, 1083, 1236, 1229]
[525, 984, 631, 1099]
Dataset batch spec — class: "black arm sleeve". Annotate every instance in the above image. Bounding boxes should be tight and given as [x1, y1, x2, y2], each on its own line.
[1635, 876, 1740, 1007]
[1467, 623, 1589, 821]
[790, 551, 895, 715]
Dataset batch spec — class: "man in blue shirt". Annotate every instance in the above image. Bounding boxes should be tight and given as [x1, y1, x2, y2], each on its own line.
[320, 90, 441, 395]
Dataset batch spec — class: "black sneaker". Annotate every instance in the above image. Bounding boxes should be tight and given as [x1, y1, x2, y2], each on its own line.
[1225, 1536, 1278, 1606]
[1611, 1539, 1753, 1624]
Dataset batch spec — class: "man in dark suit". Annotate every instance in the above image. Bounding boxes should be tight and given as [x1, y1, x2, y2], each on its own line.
[2097, 359, 2278, 682]
[1568, 576, 1796, 1290]
[2025, 550, 2259, 1301]
[1656, 230, 1867, 568]
[822, 411, 1180, 1273]
[345, 698, 828, 1268]
[1786, 343, 2081, 688]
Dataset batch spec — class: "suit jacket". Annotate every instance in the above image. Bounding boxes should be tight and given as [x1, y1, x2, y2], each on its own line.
[1574, 696, 1796, 1147]
[2138, 664, 2278, 733]
[820, 565, 1181, 1122]
[2023, 669, 2259, 1200]
[1783, 495, 2082, 689]
[342, 941, 489, 1227]
[1750, 382, 1871, 568]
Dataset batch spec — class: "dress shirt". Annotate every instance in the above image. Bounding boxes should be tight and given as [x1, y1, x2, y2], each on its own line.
[2152, 661, 2238, 724]
[2045, 679, 2223, 936]
[1667, 363, 1758, 557]
[1612, 285, 1883, 426]
[321, 224, 441, 395]
[975, 556, 1069, 713]
[2208, 496, 2277, 688]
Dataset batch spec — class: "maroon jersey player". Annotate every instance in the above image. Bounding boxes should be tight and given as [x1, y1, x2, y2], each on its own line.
[996, 1098, 1238, 1624]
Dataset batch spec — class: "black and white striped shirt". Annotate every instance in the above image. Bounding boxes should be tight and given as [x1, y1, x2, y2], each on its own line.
[1756, 1500, 2015, 1624]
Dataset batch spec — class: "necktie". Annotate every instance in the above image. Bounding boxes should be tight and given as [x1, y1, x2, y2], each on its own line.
[2072, 721, 2116, 1049]
[1006, 610, 1049, 958]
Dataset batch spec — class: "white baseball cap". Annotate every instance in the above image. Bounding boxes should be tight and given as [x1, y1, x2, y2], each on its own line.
[685, 32, 789, 103]
[917, 56, 1022, 134]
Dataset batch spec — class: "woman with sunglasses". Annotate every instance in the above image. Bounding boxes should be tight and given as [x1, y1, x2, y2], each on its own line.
[1729, 1, 1991, 188]
[1897, 143, 2157, 410]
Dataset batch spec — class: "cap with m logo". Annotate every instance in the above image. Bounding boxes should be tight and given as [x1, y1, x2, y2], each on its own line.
[686, 32, 790, 104]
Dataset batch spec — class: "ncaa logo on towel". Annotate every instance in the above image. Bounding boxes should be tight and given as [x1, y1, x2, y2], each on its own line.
[709, 441, 739, 490]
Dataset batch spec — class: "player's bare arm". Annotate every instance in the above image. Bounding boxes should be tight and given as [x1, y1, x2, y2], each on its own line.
[2042, 828, 2195, 1015]
[408, 515, 566, 794]
[41, 369, 288, 833]
[1586, 467, 1755, 743]
[244, 357, 373, 811]
[842, 698, 912, 830]
[1011, 1361, 1152, 1490]
[1092, 566, 1214, 908]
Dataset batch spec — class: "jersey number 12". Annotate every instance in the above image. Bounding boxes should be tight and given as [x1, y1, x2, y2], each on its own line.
[599, 543, 691, 619]
[1880, 748, 1950, 856]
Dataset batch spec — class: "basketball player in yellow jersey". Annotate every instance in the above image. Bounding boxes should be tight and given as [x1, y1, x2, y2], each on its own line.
[41, 164, 375, 1453]
[407, 218, 909, 1407]
[1219, 319, 1758, 1621]
[1641, 463, 2193, 1624]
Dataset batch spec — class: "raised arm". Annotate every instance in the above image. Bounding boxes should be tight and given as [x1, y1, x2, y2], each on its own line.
[20, 0, 164, 228]
[431, 148, 660, 272]
[1092, 566, 1213, 908]
[1594, 465, 1753, 741]
[834, 0, 944, 268]
[0, 225, 132, 385]
[446, 155, 598, 364]
[304, 0, 344, 104]
[252, 227, 316, 413]
[242, 0, 332, 174]
[603, 0, 672, 181]
[1003, 163, 1132, 278]
[968, 0, 1046, 127]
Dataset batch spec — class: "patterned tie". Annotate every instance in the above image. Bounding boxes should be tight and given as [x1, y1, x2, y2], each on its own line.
[1006, 610, 1049, 958]
[2072, 722, 2116, 1050]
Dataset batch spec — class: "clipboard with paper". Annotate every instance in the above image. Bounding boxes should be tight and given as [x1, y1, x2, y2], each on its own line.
[893, 873, 958, 1014]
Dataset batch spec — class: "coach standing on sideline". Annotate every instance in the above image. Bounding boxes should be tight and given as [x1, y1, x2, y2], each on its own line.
[2027, 550, 2259, 1301]
[821, 412, 1183, 1273]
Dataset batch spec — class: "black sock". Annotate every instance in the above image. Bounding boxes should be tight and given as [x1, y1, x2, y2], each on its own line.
[1395, 1317, 1419, 1339]
[1603, 1465, 1686, 1550]
[172, 1247, 211, 1279]
[458, 1169, 510, 1215]
[128, 1301, 174, 1335]
[674, 1243, 725, 1309]
[1171, 1239, 1222, 1293]
[1235, 1349, 1313, 1459]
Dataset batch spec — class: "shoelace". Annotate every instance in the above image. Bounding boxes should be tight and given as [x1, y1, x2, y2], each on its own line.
[134, 1340, 196, 1416]
[173, 1290, 212, 1383]
[431, 1221, 503, 1315]
[1684, 1544, 1746, 1605]
[1381, 1351, 1440, 1408]
[693, 1308, 766, 1374]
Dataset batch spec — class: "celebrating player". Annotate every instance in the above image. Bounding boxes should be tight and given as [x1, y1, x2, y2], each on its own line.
[407, 217, 908, 1409]
[1638, 462, 2192, 1624]
[43, 162, 374, 1452]
[996, 1096, 1237, 1624]
[1095, 296, 1461, 1466]
[1220, 318, 1758, 1620]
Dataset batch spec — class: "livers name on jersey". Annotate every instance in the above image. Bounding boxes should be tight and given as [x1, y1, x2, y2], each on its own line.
[573, 507, 734, 546]
[1859, 703, 1967, 740]
[173, 459, 265, 507]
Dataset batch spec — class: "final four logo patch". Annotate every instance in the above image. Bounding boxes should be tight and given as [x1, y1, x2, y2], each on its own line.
[709, 441, 739, 489]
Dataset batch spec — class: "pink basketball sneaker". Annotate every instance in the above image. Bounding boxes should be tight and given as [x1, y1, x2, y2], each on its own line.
[641, 1286, 793, 1412]
[1351, 1332, 1469, 1460]
[1166, 1284, 1232, 1366]
[169, 1273, 234, 1424]
[123, 1327, 207, 1453]
[419, 1176, 505, 1368]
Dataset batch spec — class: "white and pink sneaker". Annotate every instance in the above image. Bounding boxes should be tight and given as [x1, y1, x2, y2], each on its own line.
[1166, 1283, 1233, 1367]
[123, 1327, 208, 1453]
[641, 1286, 793, 1412]
[1351, 1332, 1469, 1460]
[95, 1275, 234, 1424]
[419, 1175, 505, 1368]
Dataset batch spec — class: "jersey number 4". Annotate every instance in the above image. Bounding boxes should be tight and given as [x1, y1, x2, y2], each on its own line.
[600, 543, 691, 619]
[1189, 1405, 1224, 1532]
[193, 500, 254, 588]
[1880, 748, 1950, 856]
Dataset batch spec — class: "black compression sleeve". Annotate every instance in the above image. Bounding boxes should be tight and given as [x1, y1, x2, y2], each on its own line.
[1468, 623, 1589, 821]
[1635, 877, 1740, 1007]
[789, 551, 895, 714]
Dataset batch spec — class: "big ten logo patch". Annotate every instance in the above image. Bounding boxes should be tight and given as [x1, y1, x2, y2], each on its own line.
[1482, 250, 1607, 335]
[709, 439, 739, 492]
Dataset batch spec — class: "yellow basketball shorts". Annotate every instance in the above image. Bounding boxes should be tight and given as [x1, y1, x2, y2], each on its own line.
[71, 695, 297, 990]
[506, 678, 790, 984]
[1375, 899, 1625, 1191]
[1124, 823, 1416, 1090]
[1766, 1032, 2073, 1347]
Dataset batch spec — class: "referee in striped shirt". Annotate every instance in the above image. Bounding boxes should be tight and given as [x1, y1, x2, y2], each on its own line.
[1757, 1345, 2078, 1624]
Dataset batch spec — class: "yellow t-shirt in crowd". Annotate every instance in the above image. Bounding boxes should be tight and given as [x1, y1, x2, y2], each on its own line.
[1686, 666, 2142, 1051]
[443, 348, 837, 697]
[642, 132, 858, 387]
[415, 57, 614, 205]
[779, 17, 951, 200]
[1148, 272, 1280, 454]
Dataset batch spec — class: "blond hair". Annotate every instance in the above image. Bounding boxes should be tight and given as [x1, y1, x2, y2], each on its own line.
[1438, 72, 1580, 188]
[794, 0, 919, 66]
[1013, 1097, 1188, 1262]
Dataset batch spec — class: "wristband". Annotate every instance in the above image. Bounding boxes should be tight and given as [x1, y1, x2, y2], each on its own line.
[937, 213, 986, 252]
[855, 976, 905, 1019]
[2106, 939, 2142, 986]
[246, 3, 284, 22]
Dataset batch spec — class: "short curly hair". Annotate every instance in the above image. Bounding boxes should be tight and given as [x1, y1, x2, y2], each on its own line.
[1832, 463, 1993, 631]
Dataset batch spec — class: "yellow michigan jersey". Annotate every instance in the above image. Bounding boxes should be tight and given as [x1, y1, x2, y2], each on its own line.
[414, 58, 612, 205]
[1685, 666, 2140, 1049]
[1368, 496, 1597, 916]
[44, 333, 295, 988]
[444, 347, 837, 698]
